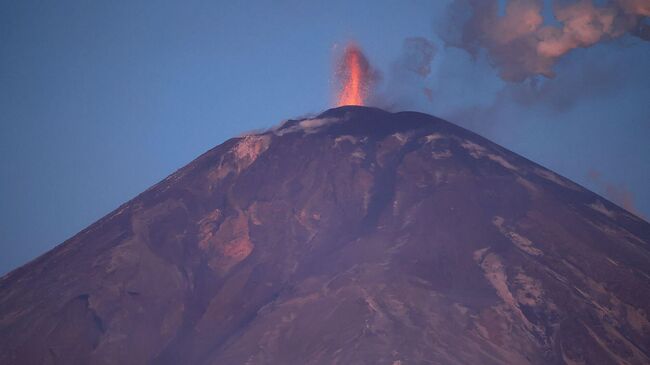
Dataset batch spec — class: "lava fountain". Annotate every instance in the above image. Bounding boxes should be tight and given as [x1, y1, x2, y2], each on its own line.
[336, 43, 375, 106]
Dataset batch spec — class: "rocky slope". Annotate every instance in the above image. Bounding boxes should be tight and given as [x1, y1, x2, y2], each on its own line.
[1, 106, 649, 364]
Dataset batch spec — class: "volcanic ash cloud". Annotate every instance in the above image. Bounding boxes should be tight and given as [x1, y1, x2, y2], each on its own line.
[441, 0, 650, 82]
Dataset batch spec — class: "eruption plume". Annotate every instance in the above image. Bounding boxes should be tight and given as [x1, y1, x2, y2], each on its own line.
[440, 0, 650, 82]
[336, 43, 376, 106]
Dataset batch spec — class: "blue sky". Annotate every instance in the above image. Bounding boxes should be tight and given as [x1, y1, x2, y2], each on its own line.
[1, 0, 649, 274]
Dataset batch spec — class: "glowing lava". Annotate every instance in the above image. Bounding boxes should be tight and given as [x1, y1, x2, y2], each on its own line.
[336, 43, 374, 106]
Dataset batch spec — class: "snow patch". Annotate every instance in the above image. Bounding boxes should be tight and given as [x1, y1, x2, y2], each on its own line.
[493, 216, 543, 256]
[516, 177, 540, 196]
[392, 132, 409, 145]
[461, 140, 518, 171]
[300, 117, 336, 131]
[534, 168, 580, 191]
[424, 133, 444, 143]
[351, 150, 366, 160]
[474, 249, 545, 338]
[334, 135, 357, 147]
[476, 251, 517, 308]
[460, 140, 487, 158]
[210, 135, 271, 182]
[274, 117, 340, 136]
[486, 154, 518, 171]
[589, 200, 616, 219]
[234, 135, 271, 163]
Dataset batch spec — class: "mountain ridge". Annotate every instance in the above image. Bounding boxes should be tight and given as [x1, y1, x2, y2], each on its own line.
[1, 106, 649, 364]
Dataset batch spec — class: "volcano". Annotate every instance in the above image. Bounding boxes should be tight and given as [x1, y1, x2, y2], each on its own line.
[1, 106, 649, 364]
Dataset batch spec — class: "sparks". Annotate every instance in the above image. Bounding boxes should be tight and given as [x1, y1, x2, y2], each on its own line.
[336, 43, 374, 106]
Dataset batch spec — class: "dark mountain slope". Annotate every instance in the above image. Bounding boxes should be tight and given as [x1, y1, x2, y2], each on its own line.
[1, 106, 649, 364]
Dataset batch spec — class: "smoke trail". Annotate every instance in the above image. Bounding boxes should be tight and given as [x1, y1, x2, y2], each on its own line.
[398, 37, 437, 77]
[440, 0, 650, 82]
[372, 37, 437, 110]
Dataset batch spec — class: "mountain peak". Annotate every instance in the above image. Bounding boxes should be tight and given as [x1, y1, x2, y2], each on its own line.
[1, 109, 649, 364]
[274, 106, 453, 142]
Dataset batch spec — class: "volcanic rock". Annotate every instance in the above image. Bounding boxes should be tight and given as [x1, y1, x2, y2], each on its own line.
[1, 106, 649, 364]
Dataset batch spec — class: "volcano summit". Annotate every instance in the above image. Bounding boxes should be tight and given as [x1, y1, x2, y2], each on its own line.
[1, 106, 649, 364]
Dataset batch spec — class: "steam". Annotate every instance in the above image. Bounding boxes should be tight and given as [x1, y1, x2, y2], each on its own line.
[373, 37, 437, 110]
[441, 0, 650, 81]
[353, 0, 649, 220]
[398, 37, 437, 77]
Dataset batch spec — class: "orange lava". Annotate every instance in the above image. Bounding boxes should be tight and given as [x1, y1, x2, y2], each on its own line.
[336, 43, 372, 106]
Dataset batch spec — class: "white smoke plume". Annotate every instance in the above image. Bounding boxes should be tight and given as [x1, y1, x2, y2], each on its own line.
[371, 37, 438, 110]
[441, 0, 650, 81]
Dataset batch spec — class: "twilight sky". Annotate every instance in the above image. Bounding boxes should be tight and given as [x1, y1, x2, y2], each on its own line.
[1, 0, 649, 274]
